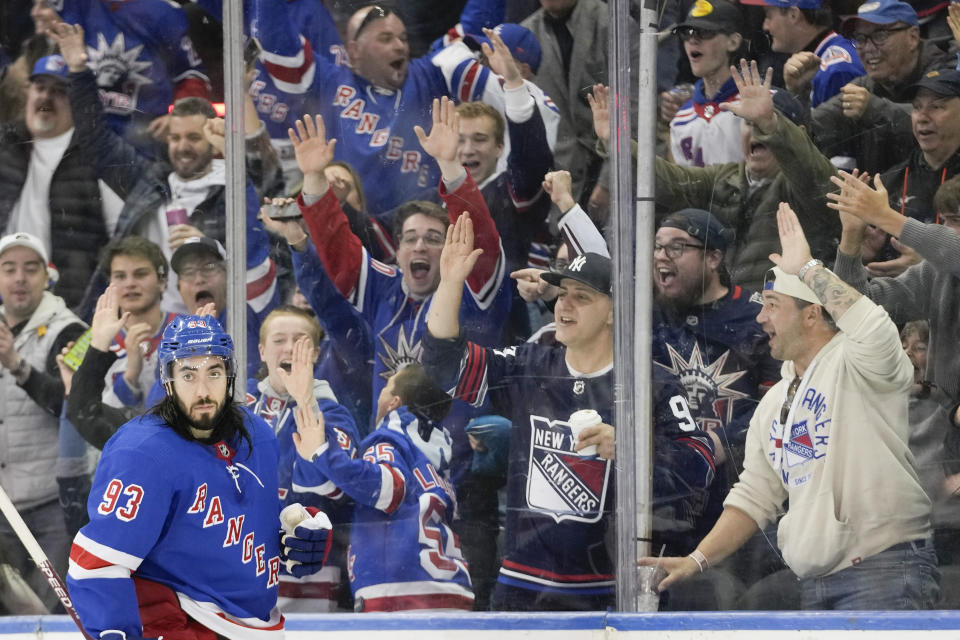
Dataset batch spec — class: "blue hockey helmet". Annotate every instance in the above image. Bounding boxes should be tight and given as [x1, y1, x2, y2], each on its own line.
[159, 314, 234, 384]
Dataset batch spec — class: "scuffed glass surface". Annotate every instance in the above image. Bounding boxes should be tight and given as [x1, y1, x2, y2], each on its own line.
[0, 0, 951, 620]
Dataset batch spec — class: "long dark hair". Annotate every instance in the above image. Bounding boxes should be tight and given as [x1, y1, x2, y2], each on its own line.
[151, 390, 253, 457]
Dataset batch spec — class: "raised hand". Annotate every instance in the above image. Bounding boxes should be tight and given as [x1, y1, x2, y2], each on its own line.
[168, 224, 205, 251]
[90, 285, 130, 352]
[949, 2, 960, 45]
[195, 302, 217, 318]
[783, 51, 820, 95]
[203, 117, 226, 155]
[827, 171, 894, 229]
[481, 27, 523, 90]
[511, 267, 556, 303]
[292, 402, 327, 460]
[839, 83, 871, 120]
[47, 22, 87, 72]
[866, 238, 922, 278]
[122, 321, 153, 386]
[542, 170, 576, 212]
[658, 89, 684, 127]
[439, 212, 483, 286]
[720, 59, 775, 133]
[259, 197, 308, 250]
[289, 114, 337, 190]
[276, 336, 317, 407]
[56, 343, 76, 393]
[414, 97, 460, 168]
[769, 201, 813, 275]
[587, 84, 611, 143]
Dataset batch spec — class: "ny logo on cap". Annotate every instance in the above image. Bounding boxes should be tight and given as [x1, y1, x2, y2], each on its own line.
[568, 255, 587, 272]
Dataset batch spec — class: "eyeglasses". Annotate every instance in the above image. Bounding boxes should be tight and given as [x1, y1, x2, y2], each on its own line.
[653, 241, 706, 260]
[354, 5, 393, 40]
[550, 257, 569, 272]
[399, 231, 445, 248]
[851, 25, 911, 48]
[178, 262, 224, 281]
[676, 26, 721, 42]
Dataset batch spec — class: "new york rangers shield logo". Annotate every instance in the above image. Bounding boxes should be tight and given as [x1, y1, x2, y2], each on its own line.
[783, 419, 815, 467]
[526, 416, 611, 523]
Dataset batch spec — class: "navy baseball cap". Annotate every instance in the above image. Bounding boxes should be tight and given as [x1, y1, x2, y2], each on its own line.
[905, 69, 960, 100]
[676, 0, 744, 34]
[740, 0, 822, 9]
[659, 209, 731, 252]
[30, 55, 69, 82]
[171, 236, 227, 274]
[464, 23, 542, 74]
[841, 0, 918, 28]
[772, 88, 808, 127]
[541, 252, 612, 295]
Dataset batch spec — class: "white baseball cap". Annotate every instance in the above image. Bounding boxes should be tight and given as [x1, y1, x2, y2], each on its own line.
[0, 232, 50, 266]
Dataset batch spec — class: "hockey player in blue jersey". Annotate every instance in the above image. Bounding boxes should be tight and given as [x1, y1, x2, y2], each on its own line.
[422, 216, 716, 610]
[281, 336, 473, 612]
[66, 314, 331, 639]
[246, 305, 360, 612]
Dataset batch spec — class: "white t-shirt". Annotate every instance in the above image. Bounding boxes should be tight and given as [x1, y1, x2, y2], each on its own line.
[8, 127, 74, 255]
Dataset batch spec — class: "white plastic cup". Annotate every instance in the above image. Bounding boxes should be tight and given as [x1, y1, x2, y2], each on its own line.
[568, 409, 601, 457]
[636, 565, 664, 612]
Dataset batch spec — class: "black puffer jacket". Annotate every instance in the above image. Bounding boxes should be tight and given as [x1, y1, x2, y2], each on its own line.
[0, 122, 109, 312]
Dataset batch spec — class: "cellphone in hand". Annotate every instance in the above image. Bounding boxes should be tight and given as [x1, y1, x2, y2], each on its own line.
[62, 328, 93, 372]
[265, 201, 302, 220]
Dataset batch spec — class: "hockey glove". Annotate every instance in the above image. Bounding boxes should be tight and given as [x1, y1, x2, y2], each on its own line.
[279, 503, 333, 578]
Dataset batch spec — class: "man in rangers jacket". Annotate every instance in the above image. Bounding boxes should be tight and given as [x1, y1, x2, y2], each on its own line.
[67, 314, 331, 638]
[289, 98, 510, 479]
[423, 218, 715, 610]
[647, 202, 938, 610]
[653, 209, 779, 543]
[255, 1, 558, 214]
[743, 0, 864, 109]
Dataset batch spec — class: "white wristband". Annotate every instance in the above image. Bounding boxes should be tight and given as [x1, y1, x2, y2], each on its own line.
[688, 549, 709, 573]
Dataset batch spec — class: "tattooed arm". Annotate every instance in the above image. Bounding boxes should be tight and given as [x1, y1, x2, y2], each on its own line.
[800, 262, 862, 322]
[770, 201, 862, 321]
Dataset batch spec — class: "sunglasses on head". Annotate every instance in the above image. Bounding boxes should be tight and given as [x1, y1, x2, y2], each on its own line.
[355, 5, 393, 40]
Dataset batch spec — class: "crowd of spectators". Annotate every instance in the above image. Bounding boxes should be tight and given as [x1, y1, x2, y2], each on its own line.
[1, 0, 960, 619]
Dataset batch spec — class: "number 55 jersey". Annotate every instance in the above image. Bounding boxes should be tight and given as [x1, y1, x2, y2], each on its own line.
[297, 405, 473, 612]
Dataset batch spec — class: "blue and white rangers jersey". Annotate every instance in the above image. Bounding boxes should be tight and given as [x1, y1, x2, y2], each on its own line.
[247, 377, 359, 613]
[422, 335, 716, 599]
[429, 40, 561, 175]
[253, 0, 547, 213]
[299, 175, 510, 476]
[67, 408, 284, 639]
[669, 77, 743, 168]
[809, 31, 865, 109]
[246, 378, 359, 507]
[302, 406, 474, 611]
[56, 0, 209, 139]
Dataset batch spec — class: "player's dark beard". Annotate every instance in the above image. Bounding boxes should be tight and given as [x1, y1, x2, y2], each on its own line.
[152, 391, 252, 454]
